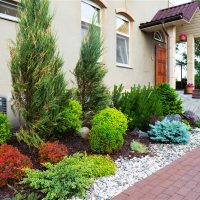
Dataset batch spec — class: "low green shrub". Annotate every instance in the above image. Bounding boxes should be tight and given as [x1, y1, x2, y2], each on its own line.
[58, 100, 82, 133]
[156, 83, 183, 116]
[195, 121, 200, 128]
[182, 119, 192, 131]
[89, 108, 128, 153]
[22, 153, 116, 199]
[148, 119, 190, 144]
[112, 84, 163, 130]
[4, 192, 40, 200]
[0, 112, 11, 145]
[130, 140, 149, 153]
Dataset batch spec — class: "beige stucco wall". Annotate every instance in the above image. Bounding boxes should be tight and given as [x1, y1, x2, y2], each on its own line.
[0, 0, 168, 96]
[0, 20, 17, 96]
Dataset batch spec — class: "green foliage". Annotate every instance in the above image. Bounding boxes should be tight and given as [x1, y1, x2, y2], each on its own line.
[182, 119, 192, 131]
[4, 192, 40, 200]
[0, 113, 11, 145]
[89, 108, 128, 153]
[74, 20, 110, 118]
[148, 119, 190, 144]
[58, 100, 82, 133]
[130, 140, 149, 154]
[195, 121, 200, 128]
[9, 0, 68, 147]
[112, 84, 163, 130]
[157, 83, 183, 116]
[22, 153, 116, 199]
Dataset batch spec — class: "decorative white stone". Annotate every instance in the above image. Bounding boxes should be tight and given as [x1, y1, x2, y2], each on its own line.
[79, 127, 90, 140]
[85, 129, 200, 200]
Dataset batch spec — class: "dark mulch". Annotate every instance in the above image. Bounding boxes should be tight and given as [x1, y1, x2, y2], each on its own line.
[1, 130, 150, 199]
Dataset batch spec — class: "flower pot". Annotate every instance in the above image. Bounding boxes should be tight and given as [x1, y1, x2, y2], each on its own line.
[184, 87, 193, 94]
[179, 34, 187, 42]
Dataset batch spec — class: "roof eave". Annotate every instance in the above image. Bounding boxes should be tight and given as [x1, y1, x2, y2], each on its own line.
[139, 15, 184, 30]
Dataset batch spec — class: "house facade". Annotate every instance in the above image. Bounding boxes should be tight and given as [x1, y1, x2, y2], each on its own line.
[0, 0, 176, 99]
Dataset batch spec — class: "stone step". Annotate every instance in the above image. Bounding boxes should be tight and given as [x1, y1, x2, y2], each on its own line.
[192, 89, 200, 99]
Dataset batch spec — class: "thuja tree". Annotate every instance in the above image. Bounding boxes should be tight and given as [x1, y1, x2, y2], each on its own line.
[74, 22, 110, 118]
[9, 0, 68, 147]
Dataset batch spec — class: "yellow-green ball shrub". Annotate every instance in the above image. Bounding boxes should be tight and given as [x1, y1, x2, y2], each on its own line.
[89, 108, 128, 153]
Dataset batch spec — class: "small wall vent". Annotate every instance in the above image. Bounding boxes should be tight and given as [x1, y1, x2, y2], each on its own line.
[0, 97, 7, 114]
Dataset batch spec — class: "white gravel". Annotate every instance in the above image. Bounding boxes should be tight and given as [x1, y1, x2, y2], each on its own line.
[82, 128, 200, 200]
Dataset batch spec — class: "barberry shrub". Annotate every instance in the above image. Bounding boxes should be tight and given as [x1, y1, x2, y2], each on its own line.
[89, 108, 128, 153]
[0, 144, 33, 186]
[156, 83, 183, 116]
[39, 141, 68, 164]
[0, 113, 11, 145]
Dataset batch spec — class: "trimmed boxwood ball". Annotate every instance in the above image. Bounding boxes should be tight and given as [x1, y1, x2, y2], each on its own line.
[0, 112, 11, 145]
[89, 108, 128, 153]
[148, 119, 190, 144]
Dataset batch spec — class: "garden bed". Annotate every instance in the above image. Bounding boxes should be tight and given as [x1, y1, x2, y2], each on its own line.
[0, 130, 149, 199]
[87, 128, 200, 200]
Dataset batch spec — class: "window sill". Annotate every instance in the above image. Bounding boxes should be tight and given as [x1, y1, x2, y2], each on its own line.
[0, 14, 18, 23]
[116, 63, 133, 69]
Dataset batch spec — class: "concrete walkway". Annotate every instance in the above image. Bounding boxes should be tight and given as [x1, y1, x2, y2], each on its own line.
[113, 147, 200, 200]
[177, 91, 200, 116]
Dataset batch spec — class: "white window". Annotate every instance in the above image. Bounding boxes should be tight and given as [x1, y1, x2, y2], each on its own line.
[81, 0, 101, 39]
[116, 15, 130, 67]
[0, 0, 18, 22]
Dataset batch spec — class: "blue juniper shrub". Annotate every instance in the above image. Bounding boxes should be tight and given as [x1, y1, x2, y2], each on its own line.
[148, 119, 190, 144]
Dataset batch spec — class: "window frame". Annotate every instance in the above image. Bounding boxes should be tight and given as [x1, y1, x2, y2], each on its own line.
[0, 0, 18, 22]
[81, 0, 102, 28]
[116, 14, 131, 68]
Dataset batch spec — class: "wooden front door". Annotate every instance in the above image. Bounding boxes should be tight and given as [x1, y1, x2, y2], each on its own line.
[155, 46, 167, 85]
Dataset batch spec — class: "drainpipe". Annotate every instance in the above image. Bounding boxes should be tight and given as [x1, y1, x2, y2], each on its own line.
[161, 22, 170, 83]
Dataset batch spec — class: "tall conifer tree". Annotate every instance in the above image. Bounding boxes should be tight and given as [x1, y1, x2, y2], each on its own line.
[10, 0, 67, 147]
[74, 22, 110, 118]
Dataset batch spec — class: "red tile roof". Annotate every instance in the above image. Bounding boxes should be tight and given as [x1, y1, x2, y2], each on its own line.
[140, 1, 200, 29]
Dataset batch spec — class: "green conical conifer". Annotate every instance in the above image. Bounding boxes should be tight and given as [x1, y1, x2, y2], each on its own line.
[9, 0, 68, 147]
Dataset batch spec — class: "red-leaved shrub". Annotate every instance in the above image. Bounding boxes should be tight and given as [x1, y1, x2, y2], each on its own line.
[0, 144, 33, 187]
[39, 141, 68, 164]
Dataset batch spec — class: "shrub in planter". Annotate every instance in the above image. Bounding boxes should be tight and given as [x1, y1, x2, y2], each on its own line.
[157, 83, 183, 116]
[182, 111, 200, 126]
[39, 141, 68, 164]
[148, 119, 190, 144]
[22, 153, 116, 199]
[89, 108, 128, 153]
[0, 113, 11, 145]
[112, 84, 163, 130]
[58, 100, 82, 134]
[0, 144, 33, 187]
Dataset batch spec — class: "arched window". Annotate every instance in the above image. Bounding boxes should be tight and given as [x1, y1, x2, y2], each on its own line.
[153, 31, 165, 43]
[0, 0, 17, 22]
[116, 14, 130, 67]
[81, 0, 101, 39]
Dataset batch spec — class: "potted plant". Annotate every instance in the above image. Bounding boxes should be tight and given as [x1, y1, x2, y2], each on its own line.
[184, 83, 194, 94]
[179, 34, 187, 42]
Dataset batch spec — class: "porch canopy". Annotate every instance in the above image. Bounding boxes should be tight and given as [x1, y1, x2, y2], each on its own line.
[140, 1, 200, 89]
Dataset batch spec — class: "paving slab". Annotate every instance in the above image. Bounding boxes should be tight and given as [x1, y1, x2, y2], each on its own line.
[112, 147, 200, 200]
